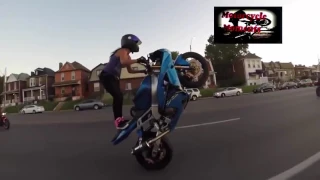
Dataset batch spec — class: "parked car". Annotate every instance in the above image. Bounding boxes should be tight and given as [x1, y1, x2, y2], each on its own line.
[278, 81, 298, 90]
[214, 87, 243, 98]
[20, 105, 45, 114]
[185, 88, 201, 101]
[297, 79, 314, 87]
[74, 99, 105, 111]
[253, 83, 276, 93]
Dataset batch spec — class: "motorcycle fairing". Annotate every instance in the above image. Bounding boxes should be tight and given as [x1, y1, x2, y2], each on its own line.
[157, 49, 181, 111]
[165, 90, 189, 130]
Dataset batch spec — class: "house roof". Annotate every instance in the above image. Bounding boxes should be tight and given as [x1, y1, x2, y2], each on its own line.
[89, 63, 107, 80]
[91, 63, 107, 72]
[71, 61, 90, 72]
[244, 53, 261, 59]
[263, 62, 270, 68]
[279, 62, 294, 69]
[58, 61, 90, 72]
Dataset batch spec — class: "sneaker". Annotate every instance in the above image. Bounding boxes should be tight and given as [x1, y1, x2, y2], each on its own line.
[115, 117, 129, 130]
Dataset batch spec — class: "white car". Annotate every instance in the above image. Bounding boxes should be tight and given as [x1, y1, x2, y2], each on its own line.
[20, 105, 45, 114]
[185, 88, 202, 101]
[214, 87, 243, 98]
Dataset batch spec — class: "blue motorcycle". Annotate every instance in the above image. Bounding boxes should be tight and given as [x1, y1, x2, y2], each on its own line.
[112, 49, 209, 170]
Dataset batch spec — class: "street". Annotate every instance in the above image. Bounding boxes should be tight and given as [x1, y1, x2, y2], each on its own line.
[1, 87, 320, 180]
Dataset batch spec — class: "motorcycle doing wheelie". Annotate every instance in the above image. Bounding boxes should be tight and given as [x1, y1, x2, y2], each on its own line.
[111, 49, 209, 170]
[0, 113, 10, 130]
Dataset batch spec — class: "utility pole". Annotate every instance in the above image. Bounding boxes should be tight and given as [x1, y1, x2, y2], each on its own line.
[317, 55, 320, 80]
[3, 68, 6, 108]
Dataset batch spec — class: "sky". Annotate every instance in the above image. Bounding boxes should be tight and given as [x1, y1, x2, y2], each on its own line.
[0, 0, 318, 75]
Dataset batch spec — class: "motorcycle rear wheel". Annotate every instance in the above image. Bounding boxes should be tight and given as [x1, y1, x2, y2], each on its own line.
[316, 87, 320, 97]
[178, 52, 209, 88]
[134, 133, 173, 171]
[3, 119, 10, 130]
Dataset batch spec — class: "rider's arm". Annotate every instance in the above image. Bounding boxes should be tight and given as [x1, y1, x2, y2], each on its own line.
[118, 49, 145, 74]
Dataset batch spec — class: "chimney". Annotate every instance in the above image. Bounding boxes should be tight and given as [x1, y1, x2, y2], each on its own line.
[59, 62, 63, 69]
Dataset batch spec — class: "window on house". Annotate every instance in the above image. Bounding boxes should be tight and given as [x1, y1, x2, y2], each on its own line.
[14, 82, 17, 90]
[253, 64, 255, 68]
[71, 71, 75, 80]
[94, 82, 100, 92]
[250, 83, 252, 85]
[248, 63, 251, 68]
[125, 83, 132, 90]
[61, 73, 65, 81]
[96, 70, 102, 76]
[8, 83, 11, 91]
[30, 78, 35, 87]
[61, 87, 65, 94]
[257, 64, 260, 68]
[39, 77, 42, 86]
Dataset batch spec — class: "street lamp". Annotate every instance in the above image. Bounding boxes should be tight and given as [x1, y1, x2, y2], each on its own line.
[190, 37, 196, 52]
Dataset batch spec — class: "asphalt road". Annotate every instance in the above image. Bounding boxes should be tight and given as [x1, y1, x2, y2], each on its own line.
[1, 87, 320, 180]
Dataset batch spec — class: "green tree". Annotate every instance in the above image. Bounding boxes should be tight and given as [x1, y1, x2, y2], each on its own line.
[171, 51, 179, 60]
[204, 35, 249, 86]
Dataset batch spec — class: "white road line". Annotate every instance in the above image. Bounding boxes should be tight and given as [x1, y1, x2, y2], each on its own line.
[268, 151, 320, 180]
[176, 118, 241, 129]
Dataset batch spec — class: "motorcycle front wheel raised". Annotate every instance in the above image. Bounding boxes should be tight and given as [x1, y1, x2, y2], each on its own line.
[134, 134, 173, 171]
[178, 52, 210, 88]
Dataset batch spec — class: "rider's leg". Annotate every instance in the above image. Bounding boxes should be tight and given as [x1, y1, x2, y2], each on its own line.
[99, 73, 128, 130]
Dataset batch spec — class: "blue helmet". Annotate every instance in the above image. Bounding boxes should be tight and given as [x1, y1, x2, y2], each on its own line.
[121, 34, 142, 53]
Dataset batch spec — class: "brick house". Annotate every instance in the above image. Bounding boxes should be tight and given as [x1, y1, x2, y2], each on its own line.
[88, 63, 146, 95]
[294, 65, 312, 79]
[52, 61, 90, 101]
[1, 73, 29, 106]
[262, 61, 295, 82]
[22, 67, 55, 102]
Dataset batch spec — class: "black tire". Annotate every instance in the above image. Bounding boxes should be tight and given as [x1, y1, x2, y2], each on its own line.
[3, 119, 10, 130]
[221, 93, 225, 98]
[33, 110, 36, 114]
[135, 136, 173, 171]
[130, 107, 136, 117]
[75, 106, 80, 111]
[93, 105, 99, 110]
[21, 110, 25, 114]
[192, 95, 197, 101]
[236, 91, 240, 96]
[316, 87, 320, 97]
[178, 52, 209, 88]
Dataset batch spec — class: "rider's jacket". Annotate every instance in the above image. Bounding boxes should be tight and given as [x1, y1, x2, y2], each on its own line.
[102, 55, 122, 79]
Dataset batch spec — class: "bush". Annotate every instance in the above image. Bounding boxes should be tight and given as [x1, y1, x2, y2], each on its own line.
[200, 88, 216, 97]
[240, 85, 258, 93]
[4, 105, 24, 114]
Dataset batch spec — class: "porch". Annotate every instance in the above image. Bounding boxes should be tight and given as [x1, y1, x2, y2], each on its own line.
[0, 90, 20, 107]
[22, 85, 46, 102]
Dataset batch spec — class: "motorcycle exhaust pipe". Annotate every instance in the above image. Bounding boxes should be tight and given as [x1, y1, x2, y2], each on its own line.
[131, 130, 170, 155]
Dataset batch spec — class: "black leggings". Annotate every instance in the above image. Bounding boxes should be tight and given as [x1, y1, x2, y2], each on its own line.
[99, 72, 123, 120]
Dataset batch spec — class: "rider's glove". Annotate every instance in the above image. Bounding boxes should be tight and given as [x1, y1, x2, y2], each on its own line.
[137, 56, 147, 64]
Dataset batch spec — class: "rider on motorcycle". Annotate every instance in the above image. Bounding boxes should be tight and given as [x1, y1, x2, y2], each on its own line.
[99, 34, 147, 130]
